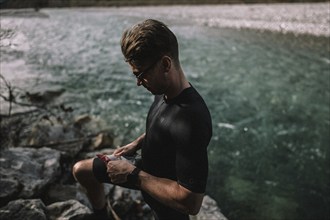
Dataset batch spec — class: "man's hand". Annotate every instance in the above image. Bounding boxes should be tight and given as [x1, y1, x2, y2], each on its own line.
[106, 160, 135, 184]
[114, 133, 145, 157]
[113, 143, 137, 157]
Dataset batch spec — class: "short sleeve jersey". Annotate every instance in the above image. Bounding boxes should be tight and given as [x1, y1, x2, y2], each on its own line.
[141, 85, 212, 219]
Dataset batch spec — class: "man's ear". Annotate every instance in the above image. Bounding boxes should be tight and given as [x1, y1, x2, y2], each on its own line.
[161, 56, 172, 72]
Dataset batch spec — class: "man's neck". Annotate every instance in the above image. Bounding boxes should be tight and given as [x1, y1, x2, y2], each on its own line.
[164, 69, 190, 101]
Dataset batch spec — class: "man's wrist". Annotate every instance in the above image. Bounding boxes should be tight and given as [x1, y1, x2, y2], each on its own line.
[127, 167, 141, 187]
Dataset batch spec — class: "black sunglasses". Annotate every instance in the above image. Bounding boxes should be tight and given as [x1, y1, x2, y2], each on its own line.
[134, 59, 160, 80]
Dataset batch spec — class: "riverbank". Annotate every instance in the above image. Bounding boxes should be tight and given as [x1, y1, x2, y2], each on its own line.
[1, 3, 329, 36]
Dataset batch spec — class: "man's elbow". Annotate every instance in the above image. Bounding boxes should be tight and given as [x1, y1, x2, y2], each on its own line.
[180, 195, 203, 215]
[186, 202, 202, 215]
[176, 185, 204, 215]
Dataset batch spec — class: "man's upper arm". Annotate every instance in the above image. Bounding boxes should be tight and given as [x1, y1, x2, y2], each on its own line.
[172, 113, 210, 194]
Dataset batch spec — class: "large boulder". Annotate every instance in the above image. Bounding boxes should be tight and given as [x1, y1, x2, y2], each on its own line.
[0, 199, 47, 220]
[0, 147, 61, 204]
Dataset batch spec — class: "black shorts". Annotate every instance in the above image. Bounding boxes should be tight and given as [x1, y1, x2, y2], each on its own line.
[92, 157, 140, 190]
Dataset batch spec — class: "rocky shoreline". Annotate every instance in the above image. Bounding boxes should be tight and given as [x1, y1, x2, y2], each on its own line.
[0, 97, 227, 219]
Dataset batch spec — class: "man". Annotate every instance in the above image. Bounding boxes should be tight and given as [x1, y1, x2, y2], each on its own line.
[73, 19, 212, 220]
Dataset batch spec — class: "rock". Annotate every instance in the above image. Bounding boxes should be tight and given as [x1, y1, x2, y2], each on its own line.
[0, 199, 47, 220]
[46, 199, 92, 220]
[74, 115, 91, 128]
[190, 195, 228, 220]
[27, 118, 84, 158]
[110, 186, 153, 220]
[24, 89, 65, 105]
[77, 148, 116, 160]
[0, 147, 61, 200]
[92, 132, 114, 150]
[0, 177, 22, 207]
[0, 190, 225, 220]
[49, 141, 84, 159]
[44, 183, 92, 209]
[60, 104, 74, 113]
[27, 119, 72, 144]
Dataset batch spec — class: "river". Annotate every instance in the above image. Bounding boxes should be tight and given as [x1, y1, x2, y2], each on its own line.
[0, 6, 329, 220]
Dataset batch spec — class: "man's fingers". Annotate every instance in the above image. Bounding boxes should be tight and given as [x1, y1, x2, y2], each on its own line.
[108, 173, 126, 184]
[107, 162, 121, 183]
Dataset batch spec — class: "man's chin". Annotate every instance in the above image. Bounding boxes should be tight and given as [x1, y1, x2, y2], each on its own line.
[145, 86, 152, 93]
[145, 86, 155, 94]
[144, 86, 163, 96]
[149, 90, 157, 95]
[148, 89, 161, 96]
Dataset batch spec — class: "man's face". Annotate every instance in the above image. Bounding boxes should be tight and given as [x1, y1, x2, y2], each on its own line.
[130, 58, 169, 95]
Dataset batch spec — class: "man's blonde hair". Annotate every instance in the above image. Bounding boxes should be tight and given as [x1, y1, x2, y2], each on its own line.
[120, 19, 179, 68]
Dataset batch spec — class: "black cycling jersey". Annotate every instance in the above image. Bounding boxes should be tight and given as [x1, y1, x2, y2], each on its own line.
[92, 85, 212, 220]
[141, 85, 212, 220]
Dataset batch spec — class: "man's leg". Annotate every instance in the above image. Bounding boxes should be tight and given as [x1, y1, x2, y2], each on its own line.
[72, 158, 106, 210]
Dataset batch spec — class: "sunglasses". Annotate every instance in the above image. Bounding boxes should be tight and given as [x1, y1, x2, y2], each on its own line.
[134, 59, 160, 80]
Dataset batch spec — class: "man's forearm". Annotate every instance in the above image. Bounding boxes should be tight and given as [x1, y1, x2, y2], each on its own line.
[133, 133, 145, 150]
[137, 170, 203, 215]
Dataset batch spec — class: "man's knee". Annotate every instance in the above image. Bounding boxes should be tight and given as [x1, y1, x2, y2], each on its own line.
[72, 159, 93, 182]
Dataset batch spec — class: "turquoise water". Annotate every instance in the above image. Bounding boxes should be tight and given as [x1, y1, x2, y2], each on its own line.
[1, 8, 329, 220]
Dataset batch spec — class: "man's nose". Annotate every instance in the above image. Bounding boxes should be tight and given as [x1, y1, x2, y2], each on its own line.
[137, 78, 143, 86]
